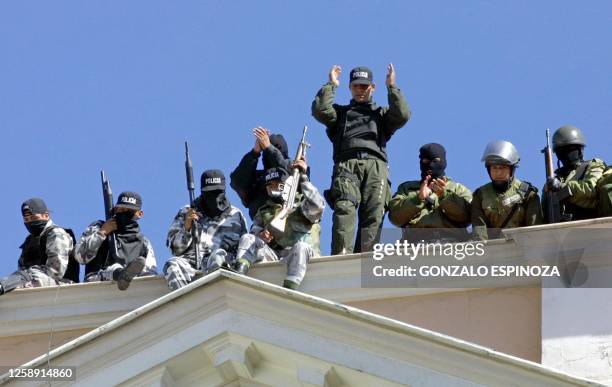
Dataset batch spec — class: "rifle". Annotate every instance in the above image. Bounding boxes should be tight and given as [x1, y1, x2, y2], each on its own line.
[542, 129, 572, 223]
[184, 142, 202, 269]
[100, 170, 120, 261]
[269, 126, 310, 234]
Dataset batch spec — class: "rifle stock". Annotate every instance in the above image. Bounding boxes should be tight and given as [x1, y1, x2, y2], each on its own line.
[542, 129, 568, 223]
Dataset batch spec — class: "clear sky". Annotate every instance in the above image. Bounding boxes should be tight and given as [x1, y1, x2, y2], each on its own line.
[1, 1, 611, 279]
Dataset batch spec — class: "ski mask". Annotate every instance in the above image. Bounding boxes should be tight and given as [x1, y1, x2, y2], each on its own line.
[267, 134, 289, 166]
[419, 143, 447, 180]
[200, 190, 230, 218]
[114, 211, 138, 233]
[24, 220, 48, 236]
[556, 145, 583, 169]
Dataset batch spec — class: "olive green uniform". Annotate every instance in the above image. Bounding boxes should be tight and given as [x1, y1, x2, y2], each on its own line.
[543, 159, 606, 222]
[388, 177, 472, 231]
[598, 166, 612, 217]
[472, 178, 543, 240]
[312, 82, 410, 254]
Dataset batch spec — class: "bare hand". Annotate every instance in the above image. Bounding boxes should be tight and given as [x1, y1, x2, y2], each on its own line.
[418, 176, 433, 201]
[430, 177, 447, 198]
[259, 229, 274, 244]
[184, 207, 200, 232]
[386, 63, 396, 87]
[329, 65, 341, 87]
[253, 130, 262, 154]
[253, 126, 271, 150]
[291, 158, 308, 174]
[100, 219, 117, 236]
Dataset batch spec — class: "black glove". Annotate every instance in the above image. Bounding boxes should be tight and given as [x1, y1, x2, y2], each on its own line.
[546, 177, 563, 192]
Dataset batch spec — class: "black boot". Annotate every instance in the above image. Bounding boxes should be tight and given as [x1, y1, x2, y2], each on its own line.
[116, 257, 146, 291]
[233, 259, 250, 275]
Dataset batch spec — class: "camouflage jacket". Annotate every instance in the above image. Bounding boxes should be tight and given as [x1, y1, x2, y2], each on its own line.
[555, 158, 606, 209]
[388, 177, 472, 228]
[75, 220, 157, 274]
[472, 178, 543, 240]
[167, 203, 248, 263]
[252, 181, 325, 250]
[18, 220, 73, 281]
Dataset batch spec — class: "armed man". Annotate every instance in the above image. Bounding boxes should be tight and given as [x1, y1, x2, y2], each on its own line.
[164, 169, 248, 290]
[233, 161, 325, 290]
[472, 141, 543, 240]
[76, 191, 157, 290]
[1, 198, 78, 296]
[231, 127, 292, 219]
[312, 64, 410, 254]
[543, 125, 606, 222]
[388, 143, 472, 240]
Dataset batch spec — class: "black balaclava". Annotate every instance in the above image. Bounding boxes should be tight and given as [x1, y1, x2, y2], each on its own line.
[556, 145, 584, 170]
[419, 143, 447, 180]
[113, 210, 145, 262]
[200, 190, 230, 218]
[24, 220, 48, 236]
[269, 134, 289, 160]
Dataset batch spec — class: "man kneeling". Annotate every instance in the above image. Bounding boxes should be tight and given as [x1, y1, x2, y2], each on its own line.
[234, 161, 325, 290]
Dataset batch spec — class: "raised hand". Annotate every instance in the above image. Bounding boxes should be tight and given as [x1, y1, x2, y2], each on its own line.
[329, 65, 342, 87]
[386, 63, 396, 87]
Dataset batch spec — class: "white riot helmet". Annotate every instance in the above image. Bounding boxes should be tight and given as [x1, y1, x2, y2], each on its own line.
[481, 140, 520, 167]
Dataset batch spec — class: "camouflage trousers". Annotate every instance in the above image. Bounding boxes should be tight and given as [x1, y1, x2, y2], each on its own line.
[163, 248, 231, 290]
[236, 233, 313, 285]
[0, 267, 60, 294]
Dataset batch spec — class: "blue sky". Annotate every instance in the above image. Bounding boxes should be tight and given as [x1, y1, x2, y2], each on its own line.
[1, 1, 611, 279]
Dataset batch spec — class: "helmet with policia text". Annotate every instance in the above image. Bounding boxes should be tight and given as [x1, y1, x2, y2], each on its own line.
[552, 125, 586, 152]
[481, 140, 520, 167]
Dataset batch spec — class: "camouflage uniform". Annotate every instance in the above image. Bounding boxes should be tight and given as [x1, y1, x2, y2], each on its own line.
[75, 220, 157, 282]
[389, 177, 472, 231]
[235, 180, 325, 287]
[0, 220, 73, 294]
[472, 178, 543, 240]
[164, 204, 247, 290]
[312, 80, 410, 255]
[598, 166, 612, 217]
[543, 159, 606, 222]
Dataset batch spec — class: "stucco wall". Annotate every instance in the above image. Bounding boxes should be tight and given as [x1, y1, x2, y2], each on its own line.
[348, 287, 541, 362]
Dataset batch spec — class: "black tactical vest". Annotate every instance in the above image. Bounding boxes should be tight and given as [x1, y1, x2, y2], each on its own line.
[19, 226, 80, 283]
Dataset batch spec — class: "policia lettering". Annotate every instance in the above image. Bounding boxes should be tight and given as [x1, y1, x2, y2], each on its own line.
[312, 64, 410, 254]
[472, 140, 543, 240]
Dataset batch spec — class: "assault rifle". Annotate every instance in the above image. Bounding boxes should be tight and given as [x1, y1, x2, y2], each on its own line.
[184, 142, 202, 269]
[269, 126, 310, 234]
[100, 170, 120, 260]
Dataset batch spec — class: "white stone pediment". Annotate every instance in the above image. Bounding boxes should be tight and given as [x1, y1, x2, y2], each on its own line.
[0, 271, 598, 387]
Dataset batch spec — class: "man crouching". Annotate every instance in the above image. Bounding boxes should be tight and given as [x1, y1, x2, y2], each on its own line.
[234, 160, 325, 290]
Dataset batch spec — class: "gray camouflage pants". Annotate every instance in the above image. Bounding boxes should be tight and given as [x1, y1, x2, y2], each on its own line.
[0, 267, 60, 294]
[163, 248, 230, 290]
[84, 262, 124, 282]
[236, 234, 312, 285]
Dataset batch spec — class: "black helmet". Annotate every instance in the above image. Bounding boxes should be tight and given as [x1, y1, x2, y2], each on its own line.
[552, 125, 586, 151]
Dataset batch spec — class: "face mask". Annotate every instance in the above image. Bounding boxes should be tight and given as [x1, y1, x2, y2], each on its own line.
[420, 159, 446, 180]
[267, 183, 285, 203]
[25, 220, 47, 236]
[557, 147, 582, 169]
[201, 192, 229, 217]
[114, 211, 137, 232]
